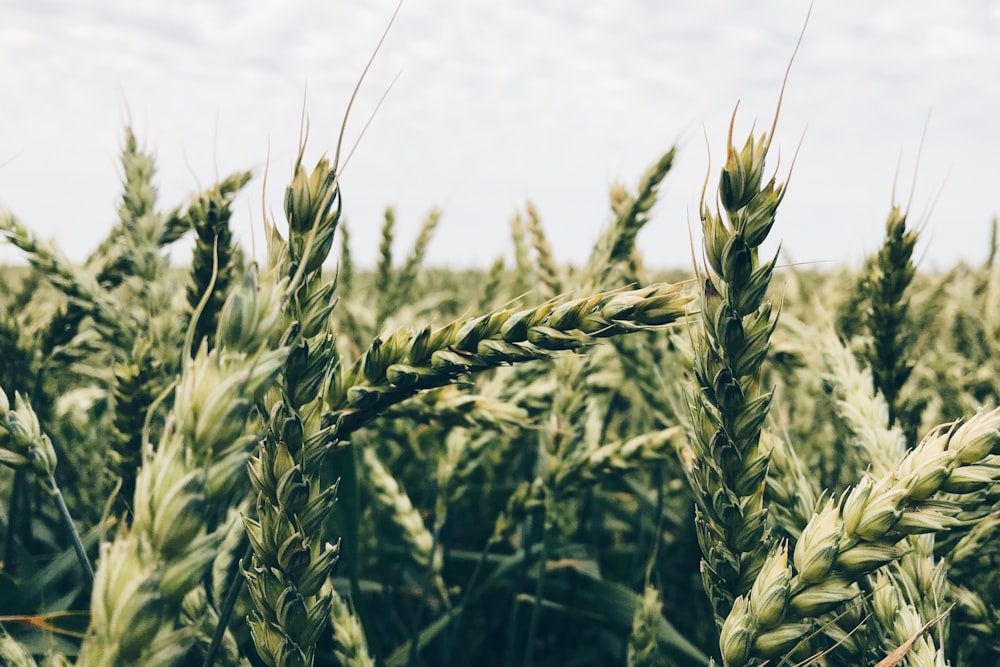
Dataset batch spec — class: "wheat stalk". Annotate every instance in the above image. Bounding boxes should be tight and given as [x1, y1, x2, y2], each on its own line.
[78, 266, 288, 665]
[725, 407, 1000, 666]
[321, 281, 693, 439]
[583, 147, 675, 291]
[184, 172, 254, 351]
[522, 202, 564, 300]
[680, 105, 786, 639]
[866, 206, 918, 430]
[241, 151, 344, 667]
[0, 387, 92, 581]
[628, 584, 667, 667]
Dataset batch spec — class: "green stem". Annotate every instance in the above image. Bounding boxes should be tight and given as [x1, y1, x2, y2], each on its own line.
[504, 519, 532, 667]
[332, 443, 376, 657]
[203, 539, 251, 667]
[48, 474, 93, 582]
[522, 507, 549, 667]
[443, 539, 496, 667]
[405, 512, 445, 667]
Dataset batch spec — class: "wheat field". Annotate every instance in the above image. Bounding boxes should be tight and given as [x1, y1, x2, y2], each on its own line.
[2, 81, 1000, 667]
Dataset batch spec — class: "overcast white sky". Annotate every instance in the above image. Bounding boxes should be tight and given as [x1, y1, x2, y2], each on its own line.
[2, 1, 998, 271]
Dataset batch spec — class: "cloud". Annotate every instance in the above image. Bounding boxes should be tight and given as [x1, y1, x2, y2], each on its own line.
[1, 0, 997, 269]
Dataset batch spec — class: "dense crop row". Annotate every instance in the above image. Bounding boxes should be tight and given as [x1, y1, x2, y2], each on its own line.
[2, 94, 1000, 667]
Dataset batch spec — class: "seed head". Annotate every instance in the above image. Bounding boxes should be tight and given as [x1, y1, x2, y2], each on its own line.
[749, 544, 791, 629]
[720, 595, 754, 667]
[793, 500, 842, 585]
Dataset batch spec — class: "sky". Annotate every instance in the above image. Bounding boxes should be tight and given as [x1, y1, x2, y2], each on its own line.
[1, 1, 999, 272]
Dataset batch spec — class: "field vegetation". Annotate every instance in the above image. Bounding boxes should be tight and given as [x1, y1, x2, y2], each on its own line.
[2, 57, 1000, 667]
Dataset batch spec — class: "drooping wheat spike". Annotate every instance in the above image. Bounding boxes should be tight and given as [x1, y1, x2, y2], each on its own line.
[583, 147, 675, 291]
[523, 201, 564, 299]
[322, 281, 693, 438]
[184, 171, 254, 351]
[680, 107, 785, 628]
[78, 267, 288, 666]
[242, 151, 345, 667]
[721, 407, 1000, 667]
[325, 279, 690, 620]
[866, 206, 918, 430]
